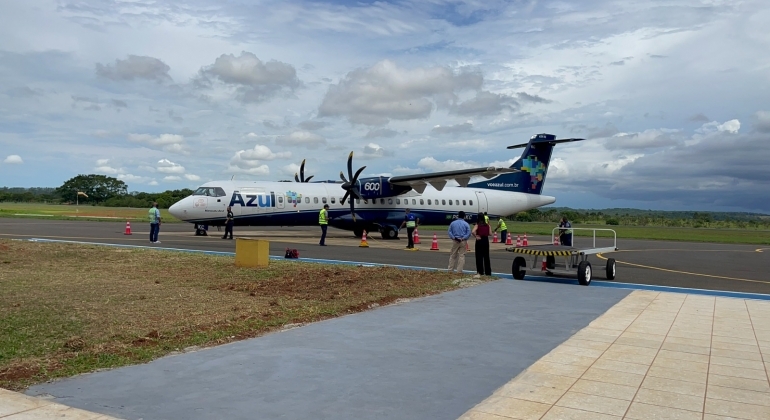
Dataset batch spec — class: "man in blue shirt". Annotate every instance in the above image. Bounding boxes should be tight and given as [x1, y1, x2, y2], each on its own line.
[399, 208, 420, 249]
[558, 216, 573, 246]
[447, 211, 471, 273]
[148, 202, 161, 244]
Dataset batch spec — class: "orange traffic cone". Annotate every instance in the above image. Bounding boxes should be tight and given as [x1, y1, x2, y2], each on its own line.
[430, 234, 439, 251]
[553, 234, 560, 245]
[413, 228, 421, 244]
[516, 235, 522, 247]
[505, 233, 513, 246]
[492, 232, 498, 243]
[124, 221, 132, 235]
[523, 233, 528, 247]
[359, 230, 369, 248]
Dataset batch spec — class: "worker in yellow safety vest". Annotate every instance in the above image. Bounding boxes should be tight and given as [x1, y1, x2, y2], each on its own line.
[319, 204, 329, 246]
[494, 217, 508, 244]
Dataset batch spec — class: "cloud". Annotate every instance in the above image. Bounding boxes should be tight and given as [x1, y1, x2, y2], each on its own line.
[276, 131, 326, 149]
[156, 159, 185, 174]
[111, 99, 127, 108]
[450, 91, 518, 117]
[96, 55, 171, 82]
[3, 155, 23, 164]
[516, 92, 550, 103]
[604, 129, 679, 150]
[445, 139, 489, 148]
[753, 111, 770, 133]
[318, 60, 482, 125]
[226, 164, 270, 175]
[365, 128, 399, 138]
[197, 51, 300, 103]
[360, 143, 393, 159]
[281, 163, 300, 176]
[229, 145, 289, 174]
[588, 123, 619, 138]
[298, 121, 327, 131]
[128, 133, 187, 154]
[688, 113, 710, 122]
[163, 176, 182, 182]
[94, 164, 121, 174]
[697, 119, 741, 135]
[417, 157, 477, 171]
[431, 122, 474, 135]
[184, 174, 201, 181]
[117, 174, 153, 184]
[232, 145, 291, 162]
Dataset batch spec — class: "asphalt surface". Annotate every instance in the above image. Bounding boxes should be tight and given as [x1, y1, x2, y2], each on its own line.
[1, 218, 769, 294]
[27, 280, 630, 420]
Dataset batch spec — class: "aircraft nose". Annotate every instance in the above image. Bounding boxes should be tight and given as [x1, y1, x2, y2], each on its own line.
[168, 199, 186, 220]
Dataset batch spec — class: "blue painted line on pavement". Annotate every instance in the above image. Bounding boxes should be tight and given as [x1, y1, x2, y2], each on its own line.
[26, 238, 770, 301]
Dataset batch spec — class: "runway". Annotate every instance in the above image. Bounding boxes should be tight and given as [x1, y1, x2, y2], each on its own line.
[1, 218, 768, 294]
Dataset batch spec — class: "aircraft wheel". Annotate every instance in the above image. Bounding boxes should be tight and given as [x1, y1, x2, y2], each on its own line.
[605, 258, 616, 280]
[577, 261, 592, 286]
[381, 226, 399, 240]
[512, 257, 526, 280]
[546, 255, 555, 269]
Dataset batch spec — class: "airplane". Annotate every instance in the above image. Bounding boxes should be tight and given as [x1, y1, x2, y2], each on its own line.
[168, 133, 584, 239]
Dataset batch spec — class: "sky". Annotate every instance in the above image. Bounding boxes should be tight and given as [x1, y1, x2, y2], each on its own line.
[0, 0, 769, 212]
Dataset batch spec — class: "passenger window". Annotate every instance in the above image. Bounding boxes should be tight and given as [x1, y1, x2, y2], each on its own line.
[463, 200, 466, 205]
[278, 196, 283, 203]
[322, 197, 327, 204]
[427, 199, 432, 205]
[442, 200, 446, 205]
[396, 199, 400, 205]
[420, 199, 424, 205]
[469, 200, 473, 205]
[305, 197, 310, 204]
[412, 199, 416, 205]
[388, 198, 393, 204]
[331, 197, 336, 204]
[449, 200, 453, 205]
[314, 197, 319, 204]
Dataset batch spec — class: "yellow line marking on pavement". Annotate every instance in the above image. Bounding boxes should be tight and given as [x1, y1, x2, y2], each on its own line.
[756, 248, 768, 253]
[597, 252, 770, 285]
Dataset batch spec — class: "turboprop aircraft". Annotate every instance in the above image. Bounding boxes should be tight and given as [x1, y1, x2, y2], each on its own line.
[168, 133, 584, 239]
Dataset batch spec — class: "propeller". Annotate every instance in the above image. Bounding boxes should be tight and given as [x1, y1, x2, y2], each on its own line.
[294, 159, 314, 183]
[339, 152, 366, 222]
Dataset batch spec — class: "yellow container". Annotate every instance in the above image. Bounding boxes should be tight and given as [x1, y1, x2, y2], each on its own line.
[235, 238, 269, 268]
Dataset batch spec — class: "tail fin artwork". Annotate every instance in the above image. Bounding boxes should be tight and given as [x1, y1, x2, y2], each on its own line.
[468, 133, 585, 194]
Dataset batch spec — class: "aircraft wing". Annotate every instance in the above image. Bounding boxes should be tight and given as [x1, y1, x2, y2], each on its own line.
[388, 167, 519, 193]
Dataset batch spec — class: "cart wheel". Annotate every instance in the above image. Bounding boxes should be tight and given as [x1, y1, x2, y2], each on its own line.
[546, 255, 555, 269]
[512, 257, 526, 280]
[605, 258, 616, 280]
[577, 261, 592, 286]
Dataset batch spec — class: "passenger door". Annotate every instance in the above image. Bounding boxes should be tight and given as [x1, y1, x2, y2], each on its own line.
[475, 191, 488, 215]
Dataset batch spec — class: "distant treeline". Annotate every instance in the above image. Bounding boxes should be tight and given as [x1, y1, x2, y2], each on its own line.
[0, 185, 191, 209]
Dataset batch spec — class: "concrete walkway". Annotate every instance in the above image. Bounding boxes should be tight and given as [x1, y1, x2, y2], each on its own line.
[461, 290, 770, 419]
[0, 388, 118, 419]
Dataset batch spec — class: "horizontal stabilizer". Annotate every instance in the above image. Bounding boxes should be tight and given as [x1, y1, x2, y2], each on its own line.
[507, 137, 585, 149]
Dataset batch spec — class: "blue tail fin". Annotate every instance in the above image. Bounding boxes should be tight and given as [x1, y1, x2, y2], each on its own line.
[468, 134, 584, 194]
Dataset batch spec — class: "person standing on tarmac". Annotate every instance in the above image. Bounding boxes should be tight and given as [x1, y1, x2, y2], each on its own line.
[472, 212, 492, 278]
[447, 211, 471, 274]
[399, 208, 420, 249]
[148, 202, 161, 244]
[494, 217, 508, 244]
[558, 216, 573, 246]
[222, 206, 234, 239]
[483, 212, 490, 224]
[319, 204, 330, 246]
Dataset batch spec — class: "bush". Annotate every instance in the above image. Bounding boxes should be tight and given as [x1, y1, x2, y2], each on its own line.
[605, 218, 619, 225]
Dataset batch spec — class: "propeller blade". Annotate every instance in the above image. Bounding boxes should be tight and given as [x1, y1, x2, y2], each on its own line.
[349, 198, 356, 222]
[352, 189, 363, 200]
[305, 175, 314, 182]
[347, 152, 354, 180]
[300, 159, 306, 182]
[352, 166, 366, 183]
[294, 173, 300, 182]
[341, 191, 350, 205]
[340, 171, 348, 183]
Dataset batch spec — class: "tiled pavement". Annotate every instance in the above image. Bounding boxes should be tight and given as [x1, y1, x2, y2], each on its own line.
[460, 290, 770, 420]
[3, 290, 770, 419]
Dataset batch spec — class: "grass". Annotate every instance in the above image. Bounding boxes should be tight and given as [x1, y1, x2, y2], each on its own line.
[418, 222, 770, 245]
[0, 239, 480, 391]
[0, 203, 180, 223]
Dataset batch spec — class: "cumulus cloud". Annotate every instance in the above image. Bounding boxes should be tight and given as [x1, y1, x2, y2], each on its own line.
[360, 143, 393, 159]
[164, 176, 182, 182]
[96, 55, 171, 82]
[696, 119, 741, 135]
[281, 163, 301, 176]
[450, 91, 518, 117]
[276, 131, 326, 149]
[197, 51, 300, 103]
[156, 159, 185, 174]
[128, 133, 187, 154]
[3, 155, 23, 164]
[445, 139, 489, 148]
[417, 157, 477, 171]
[94, 158, 121, 174]
[228, 145, 290, 175]
[753, 111, 770, 133]
[233, 145, 291, 162]
[365, 128, 399, 138]
[184, 174, 201, 181]
[318, 60, 482, 125]
[431, 122, 474, 135]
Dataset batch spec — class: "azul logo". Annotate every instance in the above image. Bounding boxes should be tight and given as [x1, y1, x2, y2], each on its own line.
[229, 192, 276, 207]
[521, 155, 547, 190]
[285, 190, 302, 207]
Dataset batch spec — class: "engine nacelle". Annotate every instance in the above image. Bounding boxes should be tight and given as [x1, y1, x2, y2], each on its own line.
[357, 177, 411, 200]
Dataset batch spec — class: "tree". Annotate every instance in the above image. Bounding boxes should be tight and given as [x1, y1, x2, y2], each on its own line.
[56, 175, 128, 203]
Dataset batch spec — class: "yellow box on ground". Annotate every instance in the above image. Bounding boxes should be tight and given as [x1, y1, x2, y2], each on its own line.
[235, 238, 269, 268]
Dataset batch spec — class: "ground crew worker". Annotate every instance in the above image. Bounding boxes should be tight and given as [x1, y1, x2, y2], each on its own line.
[222, 206, 234, 240]
[494, 217, 508, 244]
[319, 204, 330, 246]
[399, 208, 420, 249]
[148, 202, 161, 244]
[558, 216, 573, 246]
[484, 212, 490, 224]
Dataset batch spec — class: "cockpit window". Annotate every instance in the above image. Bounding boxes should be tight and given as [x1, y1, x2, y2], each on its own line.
[193, 187, 226, 197]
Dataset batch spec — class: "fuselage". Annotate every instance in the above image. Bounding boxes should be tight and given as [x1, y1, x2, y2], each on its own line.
[168, 180, 555, 230]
